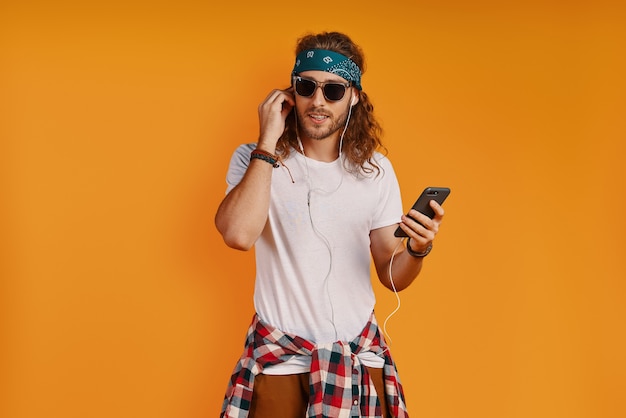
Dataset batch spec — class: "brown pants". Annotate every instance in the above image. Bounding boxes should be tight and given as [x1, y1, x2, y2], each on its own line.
[249, 367, 391, 418]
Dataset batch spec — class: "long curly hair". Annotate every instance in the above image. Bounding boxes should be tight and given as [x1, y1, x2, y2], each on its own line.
[275, 32, 385, 175]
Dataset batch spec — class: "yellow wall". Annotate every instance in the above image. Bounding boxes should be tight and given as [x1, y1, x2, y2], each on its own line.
[2, 1, 625, 417]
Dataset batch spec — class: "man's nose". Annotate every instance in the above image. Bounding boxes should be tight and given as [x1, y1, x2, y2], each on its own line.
[311, 85, 327, 105]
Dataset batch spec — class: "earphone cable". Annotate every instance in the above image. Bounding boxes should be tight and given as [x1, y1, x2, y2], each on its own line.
[382, 239, 404, 347]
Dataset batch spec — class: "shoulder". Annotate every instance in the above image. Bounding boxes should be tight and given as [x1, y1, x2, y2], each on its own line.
[225, 143, 257, 193]
[359, 151, 396, 179]
[232, 143, 257, 159]
[228, 143, 256, 167]
[371, 151, 394, 169]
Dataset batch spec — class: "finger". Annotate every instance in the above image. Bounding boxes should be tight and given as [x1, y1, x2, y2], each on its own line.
[396, 222, 422, 242]
[266, 90, 295, 116]
[398, 220, 433, 252]
[280, 90, 295, 115]
[401, 214, 432, 239]
[261, 89, 292, 108]
[406, 210, 434, 230]
[283, 86, 295, 102]
[261, 89, 283, 104]
[259, 91, 293, 123]
[429, 200, 445, 220]
[278, 87, 295, 103]
[404, 212, 439, 241]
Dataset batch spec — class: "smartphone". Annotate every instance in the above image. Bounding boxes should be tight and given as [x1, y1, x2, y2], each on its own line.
[394, 187, 450, 237]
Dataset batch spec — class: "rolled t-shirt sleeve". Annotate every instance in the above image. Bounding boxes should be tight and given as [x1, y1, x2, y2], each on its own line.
[225, 143, 256, 194]
[370, 154, 404, 230]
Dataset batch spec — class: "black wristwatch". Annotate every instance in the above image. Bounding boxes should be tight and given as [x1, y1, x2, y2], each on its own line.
[406, 238, 433, 258]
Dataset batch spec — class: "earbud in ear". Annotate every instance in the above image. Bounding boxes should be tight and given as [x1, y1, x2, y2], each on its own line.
[351, 96, 357, 106]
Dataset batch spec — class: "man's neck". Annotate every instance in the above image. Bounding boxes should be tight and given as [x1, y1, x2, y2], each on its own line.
[300, 136, 340, 162]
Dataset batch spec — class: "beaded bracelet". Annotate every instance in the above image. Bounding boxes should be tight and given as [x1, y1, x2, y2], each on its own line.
[406, 238, 433, 258]
[250, 149, 279, 168]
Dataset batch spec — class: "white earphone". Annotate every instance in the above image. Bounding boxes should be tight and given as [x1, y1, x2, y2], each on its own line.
[351, 95, 357, 106]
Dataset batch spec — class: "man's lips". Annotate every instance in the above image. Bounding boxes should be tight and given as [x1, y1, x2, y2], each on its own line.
[308, 113, 330, 124]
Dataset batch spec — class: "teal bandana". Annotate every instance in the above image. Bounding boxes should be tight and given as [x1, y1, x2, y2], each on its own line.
[292, 49, 362, 90]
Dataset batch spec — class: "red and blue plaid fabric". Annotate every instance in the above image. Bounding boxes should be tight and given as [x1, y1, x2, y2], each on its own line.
[221, 312, 409, 417]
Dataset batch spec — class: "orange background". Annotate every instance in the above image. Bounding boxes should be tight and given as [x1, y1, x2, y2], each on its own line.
[2, 1, 625, 417]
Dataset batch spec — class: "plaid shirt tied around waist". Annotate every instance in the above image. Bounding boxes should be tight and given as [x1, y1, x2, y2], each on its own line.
[221, 312, 409, 418]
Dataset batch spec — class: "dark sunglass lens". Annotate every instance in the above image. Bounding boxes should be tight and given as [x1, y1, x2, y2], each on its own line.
[295, 78, 316, 97]
[324, 84, 346, 101]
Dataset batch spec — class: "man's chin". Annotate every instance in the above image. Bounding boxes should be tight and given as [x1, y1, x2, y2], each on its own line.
[302, 126, 338, 141]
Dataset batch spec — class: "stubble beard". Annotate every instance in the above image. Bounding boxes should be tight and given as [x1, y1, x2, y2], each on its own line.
[296, 106, 349, 141]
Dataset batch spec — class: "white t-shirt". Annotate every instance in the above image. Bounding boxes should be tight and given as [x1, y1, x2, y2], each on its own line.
[225, 144, 403, 373]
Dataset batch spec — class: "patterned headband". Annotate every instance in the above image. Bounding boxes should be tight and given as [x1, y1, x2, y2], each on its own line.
[292, 49, 362, 90]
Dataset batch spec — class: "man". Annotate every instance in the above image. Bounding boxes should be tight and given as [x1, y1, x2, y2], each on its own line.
[216, 31, 445, 418]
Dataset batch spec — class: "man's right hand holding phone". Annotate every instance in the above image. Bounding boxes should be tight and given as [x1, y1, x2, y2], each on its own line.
[401, 200, 445, 256]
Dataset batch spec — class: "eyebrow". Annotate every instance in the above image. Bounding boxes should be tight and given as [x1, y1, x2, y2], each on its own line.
[299, 75, 349, 84]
